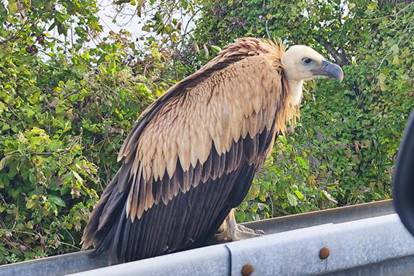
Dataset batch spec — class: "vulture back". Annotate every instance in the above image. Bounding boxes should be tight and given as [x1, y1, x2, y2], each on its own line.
[81, 38, 297, 263]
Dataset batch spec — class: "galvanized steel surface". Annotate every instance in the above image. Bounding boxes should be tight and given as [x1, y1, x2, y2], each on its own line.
[68, 214, 414, 276]
[228, 214, 414, 275]
[244, 199, 394, 234]
[1, 199, 409, 276]
[70, 243, 230, 276]
[0, 250, 109, 276]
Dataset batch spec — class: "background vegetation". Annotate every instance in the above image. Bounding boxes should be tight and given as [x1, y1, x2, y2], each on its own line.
[0, 0, 413, 264]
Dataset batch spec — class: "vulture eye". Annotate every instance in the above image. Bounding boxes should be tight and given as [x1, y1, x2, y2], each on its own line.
[302, 58, 313, 64]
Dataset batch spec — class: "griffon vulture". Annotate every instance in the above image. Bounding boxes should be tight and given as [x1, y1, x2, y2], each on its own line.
[81, 37, 343, 263]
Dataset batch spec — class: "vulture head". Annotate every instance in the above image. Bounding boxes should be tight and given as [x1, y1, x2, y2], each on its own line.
[282, 45, 344, 105]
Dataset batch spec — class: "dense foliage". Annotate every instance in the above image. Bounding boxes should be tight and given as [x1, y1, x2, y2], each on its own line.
[0, 0, 162, 263]
[0, 0, 413, 264]
[192, 0, 414, 221]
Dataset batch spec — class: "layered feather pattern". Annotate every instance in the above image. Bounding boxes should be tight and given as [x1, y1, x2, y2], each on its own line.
[81, 38, 298, 263]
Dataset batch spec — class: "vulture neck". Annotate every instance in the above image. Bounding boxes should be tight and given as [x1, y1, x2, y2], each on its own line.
[287, 79, 304, 106]
[275, 74, 301, 133]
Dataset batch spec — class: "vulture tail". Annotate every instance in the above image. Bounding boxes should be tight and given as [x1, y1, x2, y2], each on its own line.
[81, 165, 130, 263]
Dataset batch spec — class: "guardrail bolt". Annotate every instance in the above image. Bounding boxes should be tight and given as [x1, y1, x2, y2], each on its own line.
[241, 264, 254, 276]
[319, 247, 330, 260]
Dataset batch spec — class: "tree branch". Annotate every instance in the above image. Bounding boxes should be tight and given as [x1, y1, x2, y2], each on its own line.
[315, 36, 350, 66]
[379, 0, 412, 8]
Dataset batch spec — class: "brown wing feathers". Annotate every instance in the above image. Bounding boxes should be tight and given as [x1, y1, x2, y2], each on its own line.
[82, 38, 295, 263]
[103, 129, 273, 262]
[127, 55, 282, 220]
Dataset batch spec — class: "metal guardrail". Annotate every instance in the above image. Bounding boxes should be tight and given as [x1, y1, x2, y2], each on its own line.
[0, 200, 402, 276]
[71, 213, 414, 276]
[243, 199, 394, 234]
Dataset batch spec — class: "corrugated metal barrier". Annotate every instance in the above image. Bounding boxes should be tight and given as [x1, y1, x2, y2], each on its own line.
[4, 200, 413, 276]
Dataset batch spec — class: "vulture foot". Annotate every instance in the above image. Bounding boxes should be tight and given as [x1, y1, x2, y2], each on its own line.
[214, 209, 264, 242]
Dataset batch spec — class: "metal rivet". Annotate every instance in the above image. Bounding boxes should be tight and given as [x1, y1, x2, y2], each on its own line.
[319, 247, 330, 260]
[241, 264, 254, 276]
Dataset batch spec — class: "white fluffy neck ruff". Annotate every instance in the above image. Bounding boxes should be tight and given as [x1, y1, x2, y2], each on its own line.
[287, 79, 304, 106]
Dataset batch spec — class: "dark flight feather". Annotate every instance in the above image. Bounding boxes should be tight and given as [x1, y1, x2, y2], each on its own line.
[81, 38, 296, 264]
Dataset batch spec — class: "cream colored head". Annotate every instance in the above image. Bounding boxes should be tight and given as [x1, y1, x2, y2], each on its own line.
[282, 45, 343, 81]
[281, 45, 344, 105]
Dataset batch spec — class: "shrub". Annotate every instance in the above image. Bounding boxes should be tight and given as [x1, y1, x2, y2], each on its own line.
[192, 1, 414, 221]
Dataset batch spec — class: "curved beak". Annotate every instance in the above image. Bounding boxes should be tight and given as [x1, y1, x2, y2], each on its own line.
[312, 60, 344, 81]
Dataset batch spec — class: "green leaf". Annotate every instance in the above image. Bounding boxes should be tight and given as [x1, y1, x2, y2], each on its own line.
[210, 45, 221, 53]
[296, 156, 308, 170]
[367, 3, 377, 11]
[0, 101, 6, 115]
[72, 171, 83, 184]
[49, 195, 66, 207]
[286, 193, 298, 207]
[321, 190, 337, 204]
[294, 190, 305, 201]
[378, 73, 387, 91]
[7, 0, 17, 13]
[0, 157, 7, 170]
